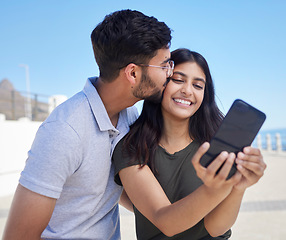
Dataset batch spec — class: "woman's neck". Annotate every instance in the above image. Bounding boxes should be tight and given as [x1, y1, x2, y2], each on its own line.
[160, 117, 192, 154]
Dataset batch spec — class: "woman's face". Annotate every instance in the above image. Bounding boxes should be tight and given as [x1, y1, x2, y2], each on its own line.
[161, 62, 206, 121]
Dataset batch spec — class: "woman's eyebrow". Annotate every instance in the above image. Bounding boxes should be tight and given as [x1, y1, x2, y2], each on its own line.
[194, 78, 206, 84]
[173, 71, 187, 77]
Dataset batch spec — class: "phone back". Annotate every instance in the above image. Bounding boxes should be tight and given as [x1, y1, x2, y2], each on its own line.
[200, 99, 266, 178]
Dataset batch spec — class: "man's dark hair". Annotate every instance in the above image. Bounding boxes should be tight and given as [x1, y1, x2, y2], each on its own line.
[91, 9, 172, 82]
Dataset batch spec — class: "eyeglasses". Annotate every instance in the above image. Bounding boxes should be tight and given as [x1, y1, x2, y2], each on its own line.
[138, 60, 174, 78]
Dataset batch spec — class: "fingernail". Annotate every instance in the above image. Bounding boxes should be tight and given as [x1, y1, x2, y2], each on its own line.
[222, 151, 228, 157]
[237, 164, 243, 170]
[238, 159, 243, 164]
[244, 148, 250, 154]
[230, 152, 236, 158]
[202, 142, 209, 149]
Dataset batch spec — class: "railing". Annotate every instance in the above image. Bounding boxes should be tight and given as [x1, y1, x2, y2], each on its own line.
[256, 133, 286, 153]
[0, 90, 67, 122]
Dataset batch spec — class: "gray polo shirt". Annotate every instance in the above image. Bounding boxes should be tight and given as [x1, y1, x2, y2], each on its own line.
[19, 77, 138, 239]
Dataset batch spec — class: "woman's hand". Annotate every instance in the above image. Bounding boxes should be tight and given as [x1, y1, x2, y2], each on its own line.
[192, 142, 241, 196]
[234, 147, 266, 191]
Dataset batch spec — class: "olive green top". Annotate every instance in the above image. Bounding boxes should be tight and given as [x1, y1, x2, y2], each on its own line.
[113, 138, 231, 240]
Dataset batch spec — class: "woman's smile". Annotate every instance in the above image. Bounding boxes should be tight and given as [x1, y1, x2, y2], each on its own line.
[173, 98, 193, 106]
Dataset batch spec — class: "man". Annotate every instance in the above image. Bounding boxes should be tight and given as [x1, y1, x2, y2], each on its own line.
[3, 9, 172, 240]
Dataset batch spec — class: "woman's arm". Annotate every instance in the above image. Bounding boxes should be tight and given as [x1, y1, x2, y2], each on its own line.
[203, 147, 266, 237]
[119, 143, 240, 237]
[204, 187, 244, 237]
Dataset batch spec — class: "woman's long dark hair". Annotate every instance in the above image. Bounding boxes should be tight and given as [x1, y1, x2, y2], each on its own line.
[123, 48, 224, 173]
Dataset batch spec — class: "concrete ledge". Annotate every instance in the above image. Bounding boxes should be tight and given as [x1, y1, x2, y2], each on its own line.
[0, 120, 41, 197]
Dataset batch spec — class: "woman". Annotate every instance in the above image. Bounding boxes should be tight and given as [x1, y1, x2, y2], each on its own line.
[113, 48, 266, 239]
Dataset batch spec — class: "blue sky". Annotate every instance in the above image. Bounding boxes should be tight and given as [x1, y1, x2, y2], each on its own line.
[0, 0, 285, 130]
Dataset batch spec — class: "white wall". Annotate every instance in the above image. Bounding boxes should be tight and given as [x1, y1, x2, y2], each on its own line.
[0, 119, 41, 197]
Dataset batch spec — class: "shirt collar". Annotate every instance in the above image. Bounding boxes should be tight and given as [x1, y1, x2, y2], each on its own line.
[83, 77, 120, 133]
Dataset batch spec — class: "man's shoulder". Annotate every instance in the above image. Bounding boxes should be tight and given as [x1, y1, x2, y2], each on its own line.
[47, 91, 90, 122]
[41, 91, 97, 139]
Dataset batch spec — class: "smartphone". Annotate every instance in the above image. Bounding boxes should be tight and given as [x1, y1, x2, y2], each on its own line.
[200, 99, 266, 179]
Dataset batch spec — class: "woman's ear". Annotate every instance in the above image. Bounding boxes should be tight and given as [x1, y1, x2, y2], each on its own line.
[124, 63, 139, 86]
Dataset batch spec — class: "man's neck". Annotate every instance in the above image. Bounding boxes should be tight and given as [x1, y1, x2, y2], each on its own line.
[94, 77, 138, 127]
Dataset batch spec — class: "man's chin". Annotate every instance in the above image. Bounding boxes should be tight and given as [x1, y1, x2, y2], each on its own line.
[144, 90, 163, 103]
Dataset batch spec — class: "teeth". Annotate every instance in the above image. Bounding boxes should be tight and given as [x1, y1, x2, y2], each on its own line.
[174, 98, 191, 105]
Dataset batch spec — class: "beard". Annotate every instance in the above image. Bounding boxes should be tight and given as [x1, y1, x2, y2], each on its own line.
[133, 68, 166, 103]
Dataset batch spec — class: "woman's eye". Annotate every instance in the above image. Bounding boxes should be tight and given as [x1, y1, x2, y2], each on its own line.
[194, 84, 204, 90]
[171, 78, 184, 84]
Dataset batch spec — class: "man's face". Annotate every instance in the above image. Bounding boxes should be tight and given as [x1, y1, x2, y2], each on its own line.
[132, 48, 171, 102]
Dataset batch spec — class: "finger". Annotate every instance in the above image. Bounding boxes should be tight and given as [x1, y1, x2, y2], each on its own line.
[206, 151, 229, 175]
[236, 159, 266, 176]
[236, 162, 265, 186]
[237, 151, 263, 163]
[215, 152, 236, 180]
[192, 142, 210, 166]
[228, 170, 242, 184]
[243, 147, 261, 156]
[236, 164, 253, 180]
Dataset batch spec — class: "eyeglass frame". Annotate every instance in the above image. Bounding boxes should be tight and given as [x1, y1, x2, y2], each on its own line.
[138, 60, 174, 78]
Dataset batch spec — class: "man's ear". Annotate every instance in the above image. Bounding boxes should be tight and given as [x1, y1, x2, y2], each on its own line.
[124, 63, 139, 86]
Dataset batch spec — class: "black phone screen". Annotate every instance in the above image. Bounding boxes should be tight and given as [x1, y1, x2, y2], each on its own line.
[200, 99, 266, 179]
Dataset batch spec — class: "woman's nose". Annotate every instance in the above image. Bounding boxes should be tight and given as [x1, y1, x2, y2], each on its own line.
[181, 83, 193, 95]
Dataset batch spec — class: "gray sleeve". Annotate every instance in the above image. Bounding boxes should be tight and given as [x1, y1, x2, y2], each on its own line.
[19, 121, 82, 199]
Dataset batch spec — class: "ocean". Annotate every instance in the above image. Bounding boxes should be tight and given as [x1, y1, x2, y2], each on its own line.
[253, 128, 286, 151]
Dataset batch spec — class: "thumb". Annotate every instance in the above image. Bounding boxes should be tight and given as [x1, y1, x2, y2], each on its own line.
[192, 142, 210, 166]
